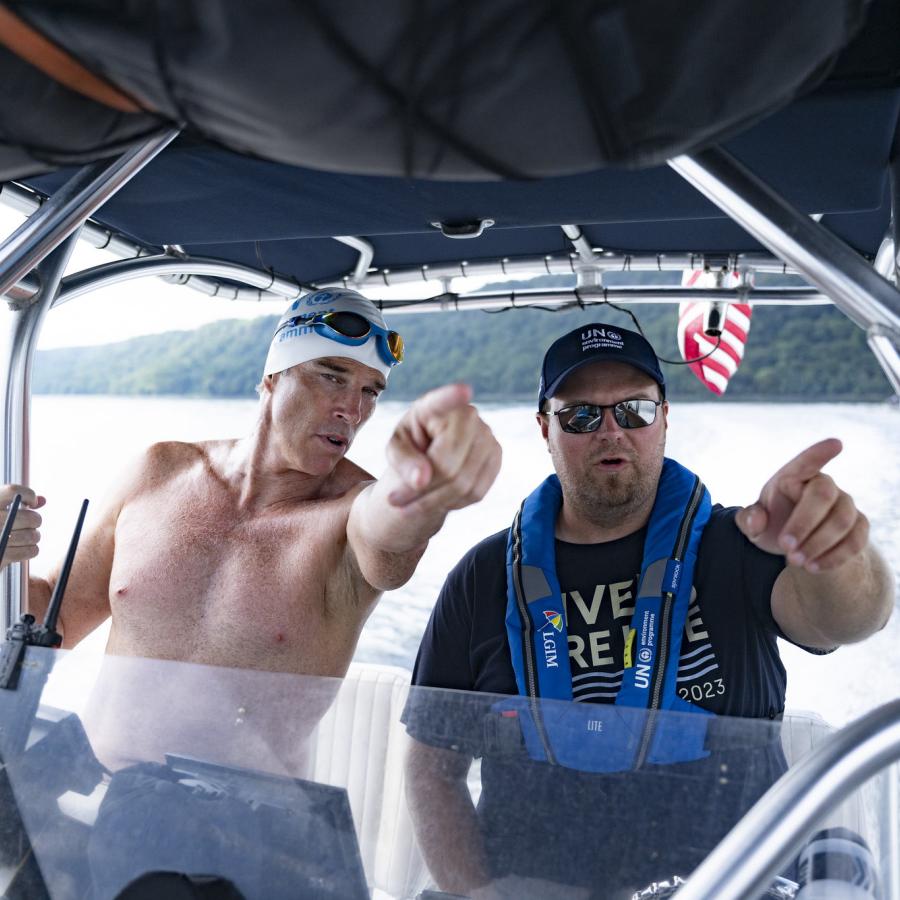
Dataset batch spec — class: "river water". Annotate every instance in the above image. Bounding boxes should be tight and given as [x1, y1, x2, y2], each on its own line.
[28, 394, 900, 728]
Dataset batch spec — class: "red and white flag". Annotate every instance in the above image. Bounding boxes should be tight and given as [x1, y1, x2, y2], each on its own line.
[678, 270, 752, 395]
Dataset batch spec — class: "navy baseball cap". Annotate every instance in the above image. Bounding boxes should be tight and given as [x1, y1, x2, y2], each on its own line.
[538, 324, 666, 409]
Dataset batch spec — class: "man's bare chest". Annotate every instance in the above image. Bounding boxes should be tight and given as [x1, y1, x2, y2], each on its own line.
[107, 485, 364, 669]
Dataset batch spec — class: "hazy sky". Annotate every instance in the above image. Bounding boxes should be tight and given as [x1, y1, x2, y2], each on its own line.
[0, 207, 285, 350]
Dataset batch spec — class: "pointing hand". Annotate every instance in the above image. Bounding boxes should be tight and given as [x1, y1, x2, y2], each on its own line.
[385, 384, 502, 512]
[735, 439, 867, 573]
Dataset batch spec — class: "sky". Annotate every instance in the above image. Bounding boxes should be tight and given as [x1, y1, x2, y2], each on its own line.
[0, 207, 283, 350]
[0, 207, 448, 350]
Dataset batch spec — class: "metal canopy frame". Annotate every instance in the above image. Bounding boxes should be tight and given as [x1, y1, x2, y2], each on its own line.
[670, 149, 900, 328]
[0, 178, 847, 305]
[676, 699, 900, 900]
[0, 134, 899, 899]
[0, 130, 178, 628]
[4, 148, 897, 366]
[1, 135, 900, 626]
[0, 143, 898, 628]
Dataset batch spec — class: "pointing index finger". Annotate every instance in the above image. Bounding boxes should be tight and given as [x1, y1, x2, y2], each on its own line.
[413, 384, 474, 423]
[772, 438, 842, 484]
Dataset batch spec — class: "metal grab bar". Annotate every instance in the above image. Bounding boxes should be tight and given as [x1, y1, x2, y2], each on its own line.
[670, 147, 900, 398]
[1, 132, 180, 631]
[675, 699, 900, 900]
[55, 255, 303, 306]
[669, 148, 900, 335]
[52, 254, 832, 311]
[0, 130, 179, 300]
[1, 233, 80, 628]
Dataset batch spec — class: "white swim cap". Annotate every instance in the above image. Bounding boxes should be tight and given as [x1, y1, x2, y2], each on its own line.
[263, 289, 395, 379]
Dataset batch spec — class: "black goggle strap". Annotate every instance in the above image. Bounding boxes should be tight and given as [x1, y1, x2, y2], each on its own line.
[273, 311, 404, 362]
[274, 310, 369, 338]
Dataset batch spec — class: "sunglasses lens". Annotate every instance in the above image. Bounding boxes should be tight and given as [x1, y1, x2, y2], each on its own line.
[559, 405, 603, 433]
[322, 311, 370, 338]
[614, 400, 657, 428]
[555, 400, 658, 433]
[386, 331, 405, 362]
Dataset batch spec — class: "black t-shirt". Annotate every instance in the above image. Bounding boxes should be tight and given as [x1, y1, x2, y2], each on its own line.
[403, 507, 822, 894]
[410, 506, 796, 722]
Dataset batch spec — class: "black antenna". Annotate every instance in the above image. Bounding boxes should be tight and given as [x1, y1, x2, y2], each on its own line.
[42, 499, 88, 635]
[0, 494, 22, 566]
[0, 498, 90, 689]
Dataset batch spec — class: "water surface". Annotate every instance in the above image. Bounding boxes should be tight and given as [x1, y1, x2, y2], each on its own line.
[29, 395, 900, 727]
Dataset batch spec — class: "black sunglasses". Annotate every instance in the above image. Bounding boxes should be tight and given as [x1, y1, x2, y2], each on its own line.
[549, 399, 662, 433]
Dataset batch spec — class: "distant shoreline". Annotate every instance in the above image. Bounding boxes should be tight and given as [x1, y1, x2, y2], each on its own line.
[34, 304, 895, 402]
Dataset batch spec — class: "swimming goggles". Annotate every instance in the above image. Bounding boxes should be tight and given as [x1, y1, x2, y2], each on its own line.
[274, 310, 404, 367]
[549, 399, 661, 433]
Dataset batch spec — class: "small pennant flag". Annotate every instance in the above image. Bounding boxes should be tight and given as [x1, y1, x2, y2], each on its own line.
[678, 270, 752, 395]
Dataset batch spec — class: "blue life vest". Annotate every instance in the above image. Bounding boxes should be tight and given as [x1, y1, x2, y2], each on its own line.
[502, 458, 713, 771]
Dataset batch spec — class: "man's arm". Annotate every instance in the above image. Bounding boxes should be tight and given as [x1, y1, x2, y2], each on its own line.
[7, 491, 119, 648]
[1, 450, 148, 647]
[37, 498, 119, 648]
[405, 739, 490, 895]
[735, 438, 895, 648]
[347, 384, 501, 591]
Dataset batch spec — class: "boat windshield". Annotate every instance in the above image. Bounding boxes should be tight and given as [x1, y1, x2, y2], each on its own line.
[0, 645, 893, 899]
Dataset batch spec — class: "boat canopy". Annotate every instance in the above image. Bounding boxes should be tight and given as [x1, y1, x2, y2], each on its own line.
[15, 83, 898, 290]
[0, 0, 889, 181]
[0, 0, 897, 291]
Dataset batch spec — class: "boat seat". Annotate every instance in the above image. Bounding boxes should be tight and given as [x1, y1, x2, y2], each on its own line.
[306, 662, 430, 899]
[780, 710, 884, 864]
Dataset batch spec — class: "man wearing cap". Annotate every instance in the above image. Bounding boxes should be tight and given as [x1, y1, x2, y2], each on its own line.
[403, 323, 893, 898]
[0, 289, 502, 677]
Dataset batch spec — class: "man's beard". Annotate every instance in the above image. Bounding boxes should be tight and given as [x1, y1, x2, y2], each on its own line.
[557, 449, 663, 530]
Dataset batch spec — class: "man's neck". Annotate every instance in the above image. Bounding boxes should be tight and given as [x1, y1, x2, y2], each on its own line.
[223, 424, 336, 512]
[555, 500, 651, 544]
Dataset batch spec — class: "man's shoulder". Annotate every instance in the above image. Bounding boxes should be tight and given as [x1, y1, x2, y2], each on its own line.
[90, 441, 212, 523]
[328, 457, 376, 498]
[698, 502, 787, 594]
[140, 440, 217, 481]
[697, 504, 745, 556]
[146, 439, 210, 462]
[706, 503, 740, 532]
[447, 527, 509, 580]
[466, 527, 509, 561]
[701, 503, 779, 553]
[119, 440, 249, 504]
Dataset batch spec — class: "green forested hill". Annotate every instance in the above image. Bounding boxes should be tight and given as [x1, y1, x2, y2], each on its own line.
[34, 300, 893, 401]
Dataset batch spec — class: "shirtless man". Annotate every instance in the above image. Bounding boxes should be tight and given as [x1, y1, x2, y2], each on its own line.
[0, 289, 502, 677]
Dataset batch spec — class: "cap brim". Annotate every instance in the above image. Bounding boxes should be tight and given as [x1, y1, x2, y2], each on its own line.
[544, 357, 665, 401]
